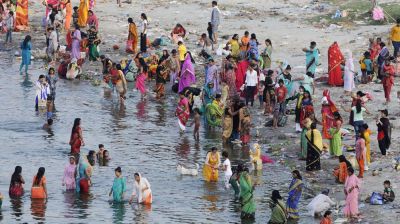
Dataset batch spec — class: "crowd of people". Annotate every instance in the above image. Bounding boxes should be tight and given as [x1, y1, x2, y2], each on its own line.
[1, 0, 400, 223]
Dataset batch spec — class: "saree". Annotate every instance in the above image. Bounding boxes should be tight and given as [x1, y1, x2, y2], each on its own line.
[135, 72, 147, 94]
[21, 42, 31, 66]
[127, 23, 138, 53]
[77, 0, 89, 27]
[333, 162, 348, 183]
[364, 129, 371, 165]
[261, 46, 272, 69]
[62, 163, 76, 190]
[76, 157, 92, 194]
[15, 0, 28, 31]
[328, 42, 344, 86]
[203, 84, 215, 106]
[64, 2, 72, 30]
[235, 60, 249, 92]
[223, 68, 237, 98]
[178, 55, 196, 93]
[239, 172, 256, 219]
[300, 128, 308, 159]
[175, 97, 190, 131]
[71, 29, 81, 60]
[329, 126, 342, 156]
[69, 127, 82, 154]
[343, 52, 355, 92]
[250, 144, 262, 170]
[203, 152, 220, 182]
[299, 102, 313, 128]
[321, 89, 337, 139]
[306, 48, 319, 75]
[87, 13, 98, 30]
[222, 116, 233, 139]
[206, 64, 219, 93]
[9, 176, 24, 198]
[268, 200, 287, 224]
[286, 178, 303, 219]
[31, 176, 46, 199]
[205, 100, 223, 127]
[306, 129, 322, 171]
[343, 174, 360, 217]
[111, 177, 126, 202]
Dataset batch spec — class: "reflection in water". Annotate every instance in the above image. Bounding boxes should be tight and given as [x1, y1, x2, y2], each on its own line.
[132, 203, 151, 223]
[21, 74, 34, 88]
[63, 191, 76, 219]
[111, 202, 126, 224]
[136, 100, 147, 121]
[202, 182, 220, 212]
[155, 104, 166, 126]
[75, 193, 92, 219]
[10, 198, 23, 221]
[175, 136, 190, 158]
[30, 199, 46, 221]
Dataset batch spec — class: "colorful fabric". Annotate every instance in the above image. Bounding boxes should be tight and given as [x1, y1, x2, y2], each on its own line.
[364, 129, 371, 164]
[64, 2, 72, 30]
[261, 46, 272, 69]
[203, 152, 220, 182]
[306, 129, 322, 171]
[329, 126, 342, 156]
[62, 163, 76, 190]
[132, 174, 152, 204]
[71, 29, 81, 59]
[76, 156, 92, 193]
[269, 199, 287, 224]
[69, 127, 82, 154]
[306, 48, 319, 74]
[175, 97, 190, 131]
[344, 51, 355, 92]
[77, 0, 89, 27]
[127, 23, 138, 53]
[333, 162, 348, 183]
[343, 174, 360, 217]
[287, 178, 303, 219]
[31, 176, 46, 199]
[87, 13, 98, 30]
[239, 172, 256, 219]
[15, 0, 28, 31]
[328, 42, 344, 86]
[235, 60, 249, 92]
[206, 64, 219, 93]
[135, 72, 147, 94]
[300, 127, 308, 159]
[205, 100, 223, 127]
[21, 41, 31, 65]
[222, 116, 233, 139]
[112, 177, 126, 202]
[178, 55, 196, 93]
[250, 144, 263, 170]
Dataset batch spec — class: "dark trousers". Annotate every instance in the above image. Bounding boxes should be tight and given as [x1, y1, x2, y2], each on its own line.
[140, 33, 147, 52]
[378, 138, 390, 155]
[393, 41, 400, 58]
[245, 86, 256, 106]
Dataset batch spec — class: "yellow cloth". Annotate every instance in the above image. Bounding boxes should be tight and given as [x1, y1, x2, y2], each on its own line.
[306, 129, 323, 150]
[222, 116, 232, 139]
[250, 144, 262, 170]
[178, 44, 187, 61]
[229, 39, 240, 57]
[359, 56, 366, 70]
[391, 25, 400, 42]
[364, 129, 371, 165]
[77, 0, 89, 27]
[203, 152, 220, 182]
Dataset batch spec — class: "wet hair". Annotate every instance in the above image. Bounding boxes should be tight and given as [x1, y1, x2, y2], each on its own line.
[128, 18, 133, 23]
[265, 39, 272, 46]
[22, 35, 31, 48]
[115, 166, 122, 173]
[47, 119, 53, 125]
[34, 167, 45, 185]
[384, 180, 391, 185]
[355, 100, 362, 113]
[292, 170, 302, 180]
[103, 150, 109, 157]
[323, 210, 332, 217]
[278, 79, 284, 84]
[98, 144, 104, 149]
[201, 33, 207, 38]
[10, 166, 22, 187]
[339, 155, 352, 168]
[141, 13, 147, 20]
[211, 147, 218, 152]
[71, 118, 81, 138]
[222, 151, 228, 158]
[271, 190, 282, 203]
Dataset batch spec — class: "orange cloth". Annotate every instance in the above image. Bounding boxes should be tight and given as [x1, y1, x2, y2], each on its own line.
[240, 36, 249, 52]
[128, 23, 138, 53]
[15, 0, 29, 31]
[64, 2, 72, 30]
[333, 162, 348, 183]
[31, 176, 46, 199]
[320, 217, 332, 224]
[357, 158, 364, 178]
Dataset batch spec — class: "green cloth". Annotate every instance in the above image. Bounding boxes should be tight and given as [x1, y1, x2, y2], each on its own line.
[89, 44, 99, 61]
[351, 106, 366, 122]
[206, 101, 223, 127]
[329, 128, 342, 156]
[268, 200, 287, 224]
[111, 177, 126, 202]
[300, 128, 308, 159]
[239, 172, 256, 218]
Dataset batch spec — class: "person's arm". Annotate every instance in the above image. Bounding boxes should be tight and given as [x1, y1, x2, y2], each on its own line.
[364, 107, 371, 115]
[204, 152, 211, 166]
[20, 176, 25, 184]
[78, 128, 85, 146]
[142, 178, 150, 192]
[109, 184, 113, 197]
[143, 21, 147, 34]
[43, 182, 48, 199]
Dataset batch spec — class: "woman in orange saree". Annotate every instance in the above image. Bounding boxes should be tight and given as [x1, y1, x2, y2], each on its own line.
[64, 0, 72, 31]
[15, 0, 28, 31]
[126, 18, 138, 53]
[328, 42, 344, 86]
[333, 155, 349, 183]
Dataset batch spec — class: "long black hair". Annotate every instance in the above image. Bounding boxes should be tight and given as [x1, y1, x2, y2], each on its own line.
[10, 166, 22, 186]
[185, 51, 196, 64]
[34, 167, 45, 185]
[310, 122, 317, 144]
[292, 169, 302, 180]
[355, 100, 362, 113]
[338, 155, 352, 168]
[71, 118, 81, 136]
[141, 13, 147, 20]
[271, 190, 282, 203]
[22, 35, 31, 49]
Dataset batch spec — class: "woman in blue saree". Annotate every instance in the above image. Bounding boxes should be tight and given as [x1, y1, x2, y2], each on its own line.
[303, 41, 319, 76]
[286, 170, 303, 220]
[109, 167, 126, 202]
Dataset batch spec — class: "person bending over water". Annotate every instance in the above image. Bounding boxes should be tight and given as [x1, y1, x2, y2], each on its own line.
[129, 173, 152, 204]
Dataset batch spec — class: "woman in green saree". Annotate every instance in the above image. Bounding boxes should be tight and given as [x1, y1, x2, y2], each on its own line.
[261, 39, 272, 70]
[239, 168, 256, 220]
[268, 190, 287, 224]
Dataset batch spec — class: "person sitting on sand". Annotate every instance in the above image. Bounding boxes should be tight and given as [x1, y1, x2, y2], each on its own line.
[307, 189, 336, 217]
[383, 180, 395, 203]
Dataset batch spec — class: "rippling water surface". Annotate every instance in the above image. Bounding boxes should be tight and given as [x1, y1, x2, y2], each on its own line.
[0, 50, 319, 223]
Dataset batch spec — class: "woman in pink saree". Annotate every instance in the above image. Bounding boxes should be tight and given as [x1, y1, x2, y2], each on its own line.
[62, 156, 76, 191]
[175, 92, 190, 132]
[136, 65, 148, 98]
[344, 167, 361, 219]
[178, 52, 196, 93]
[71, 26, 81, 60]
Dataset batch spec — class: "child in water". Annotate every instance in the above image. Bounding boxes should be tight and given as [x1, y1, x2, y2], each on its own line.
[190, 108, 201, 141]
[43, 118, 53, 130]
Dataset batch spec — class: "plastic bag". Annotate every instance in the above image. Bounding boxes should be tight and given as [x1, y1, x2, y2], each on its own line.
[370, 192, 383, 205]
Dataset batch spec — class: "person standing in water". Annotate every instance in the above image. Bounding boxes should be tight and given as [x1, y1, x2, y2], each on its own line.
[129, 173, 152, 204]
[62, 156, 76, 191]
[109, 167, 126, 202]
[46, 67, 57, 108]
[19, 35, 31, 75]
[69, 118, 84, 155]
[203, 147, 221, 182]
[9, 166, 25, 198]
[31, 167, 47, 199]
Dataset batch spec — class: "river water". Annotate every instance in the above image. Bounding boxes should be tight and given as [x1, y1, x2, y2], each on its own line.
[0, 49, 320, 223]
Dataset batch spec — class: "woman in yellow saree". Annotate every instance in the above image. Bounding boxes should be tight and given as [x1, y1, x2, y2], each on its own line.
[203, 147, 221, 182]
[250, 143, 262, 171]
[15, 0, 29, 31]
[77, 0, 89, 28]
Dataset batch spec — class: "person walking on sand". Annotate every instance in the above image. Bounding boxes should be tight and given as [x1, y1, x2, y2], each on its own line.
[127, 18, 138, 54]
[382, 58, 395, 104]
[210, 1, 220, 44]
[303, 41, 319, 77]
[140, 13, 148, 53]
[376, 109, 391, 156]
[390, 18, 400, 57]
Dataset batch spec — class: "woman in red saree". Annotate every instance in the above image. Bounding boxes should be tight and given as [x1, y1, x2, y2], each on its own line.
[328, 42, 344, 86]
[175, 92, 190, 133]
[321, 89, 337, 139]
[382, 59, 395, 103]
[69, 118, 84, 154]
[235, 60, 249, 96]
[15, 0, 28, 31]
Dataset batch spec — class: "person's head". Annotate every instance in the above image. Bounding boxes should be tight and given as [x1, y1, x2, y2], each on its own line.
[116, 64, 122, 70]
[385, 58, 392, 65]
[115, 166, 122, 177]
[179, 91, 185, 98]
[23, 35, 31, 46]
[265, 39, 272, 46]
[362, 123, 369, 131]
[9, 11, 13, 16]
[201, 33, 207, 39]
[380, 109, 388, 117]
[128, 17, 133, 23]
[322, 189, 330, 196]
[323, 210, 332, 218]
[380, 42, 386, 48]
[292, 170, 302, 180]
[333, 111, 341, 120]
[69, 156, 75, 164]
[244, 31, 249, 36]
[141, 13, 147, 20]
[103, 150, 109, 158]
[35, 167, 45, 185]
[232, 34, 239, 40]
[356, 91, 365, 98]
[271, 190, 282, 203]
[212, 1, 217, 7]
[177, 41, 183, 46]
[285, 65, 292, 72]
[211, 147, 218, 153]
[73, 118, 81, 128]
[171, 49, 177, 56]
[48, 67, 55, 75]
[310, 122, 317, 130]
[47, 118, 53, 125]
[306, 71, 313, 78]
[250, 33, 256, 40]
[13, 166, 22, 176]
[338, 155, 346, 163]
[310, 41, 317, 49]
[364, 51, 371, 58]
[99, 144, 104, 150]
[298, 85, 305, 94]
[377, 37, 382, 43]
[193, 107, 200, 115]
[384, 180, 391, 188]
[208, 22, 212, 27]
[88, 10, 93, 16]
[348, 167, 354, 175]
[134, 173, 141, 182]
[73, 6, 78, 11]
[303, 90, 311, 99]
[75, 25, 80, 30]
[38, 74, 46, 82]
[267, 69, 274, 77]
[222, 151, 228, 158]
[278, 79, 284, 87]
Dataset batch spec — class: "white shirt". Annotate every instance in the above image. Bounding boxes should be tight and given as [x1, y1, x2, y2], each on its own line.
[140, 19, 148, 34]
[259, 72, 265, 82]
[306, 194, 335, 216]
[223, 159, 232, 177]
[245, 70, 258, 86]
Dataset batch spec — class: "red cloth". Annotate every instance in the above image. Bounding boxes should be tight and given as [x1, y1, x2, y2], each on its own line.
[70, 127, 82, 154]
[235, 60, 249, 92]
[370, 43, 381, 61]
[275, 86, 287, 103]
[79, 178, 90, 193]
[328, 42, 344, 86]
[383, 64, 395, 100]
